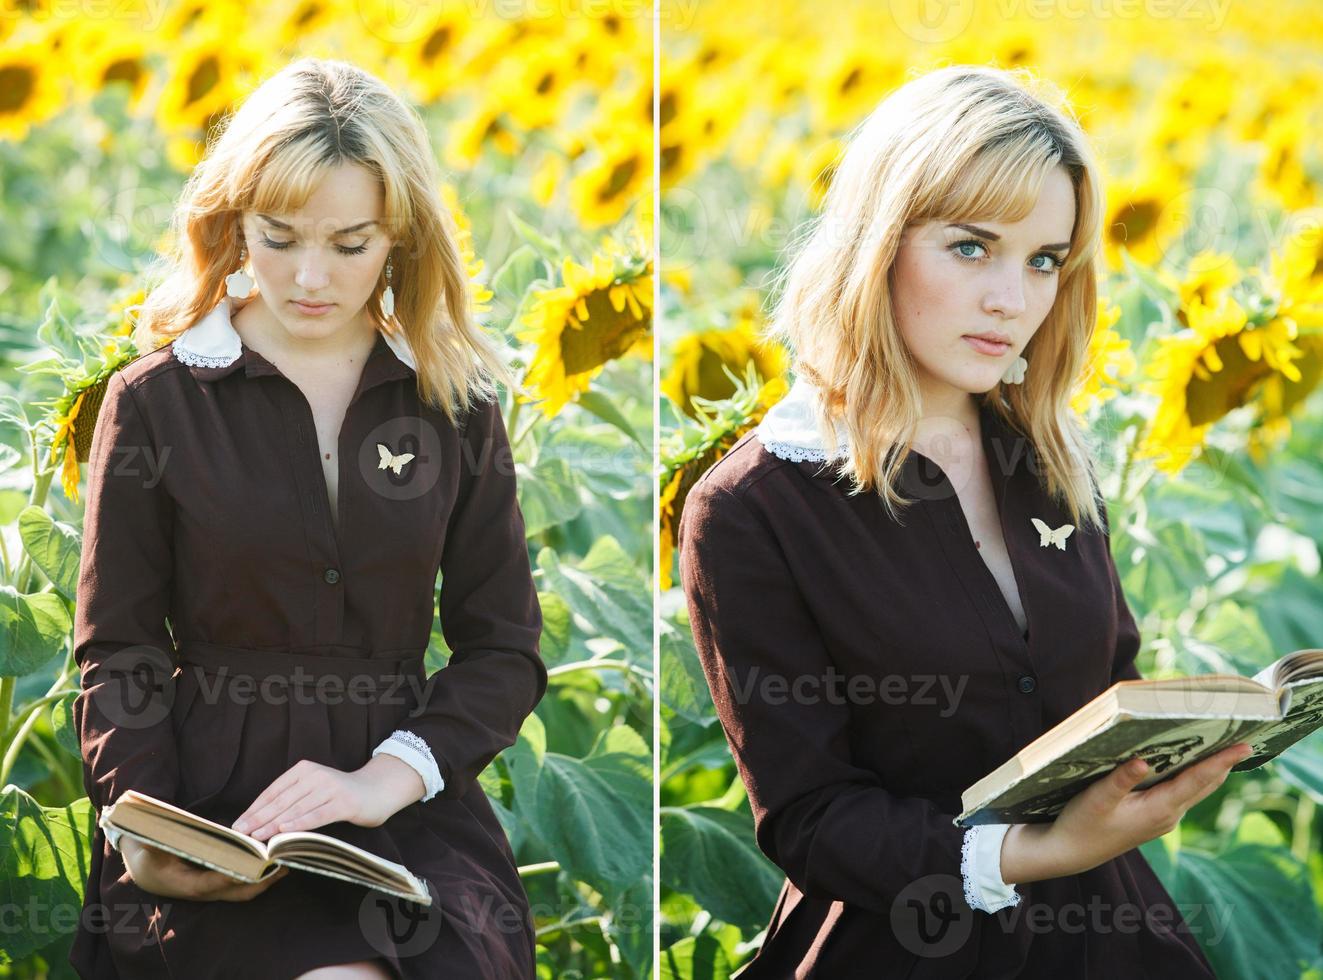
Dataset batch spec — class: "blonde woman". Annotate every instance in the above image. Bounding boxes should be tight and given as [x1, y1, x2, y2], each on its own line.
[71, 58, 544, 979]
[677, 65, 1249, 978]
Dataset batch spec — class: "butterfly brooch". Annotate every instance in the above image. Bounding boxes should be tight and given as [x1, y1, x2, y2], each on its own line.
[376, 442, 416, 476]
[1031, 517, 1075, 550]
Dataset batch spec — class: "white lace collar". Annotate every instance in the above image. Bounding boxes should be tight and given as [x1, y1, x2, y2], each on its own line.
[754, 377, 851, 462]
[172, 296, 417, 372]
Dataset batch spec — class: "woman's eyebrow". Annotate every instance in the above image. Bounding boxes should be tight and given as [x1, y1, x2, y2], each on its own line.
[947, 222, 1071, 252]
[258, 214, 378, 235]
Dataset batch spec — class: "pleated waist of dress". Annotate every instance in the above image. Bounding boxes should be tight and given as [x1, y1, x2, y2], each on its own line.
[174, 640, 427, 692]
[167, 641, 431, 814]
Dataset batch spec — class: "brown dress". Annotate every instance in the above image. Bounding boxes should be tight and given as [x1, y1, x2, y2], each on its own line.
[677, 399, 1218, 979]
[70, 327, 545, 979]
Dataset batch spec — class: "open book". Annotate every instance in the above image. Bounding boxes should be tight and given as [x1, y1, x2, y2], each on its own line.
[100, 790, 432, 905]
[955, 649, 1323, 827]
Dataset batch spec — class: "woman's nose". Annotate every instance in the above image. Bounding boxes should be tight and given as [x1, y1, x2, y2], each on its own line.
[295, 261, 330, 291]
[983, 272, 1027, 318]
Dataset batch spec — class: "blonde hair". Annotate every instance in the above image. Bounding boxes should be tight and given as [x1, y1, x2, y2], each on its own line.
[767, 64, 1106, 531]
[136, 56, 511, 423]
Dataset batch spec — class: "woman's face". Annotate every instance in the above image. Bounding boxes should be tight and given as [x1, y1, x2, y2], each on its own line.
[238, 160, 393, 342]
[890, 165, 1077, 410]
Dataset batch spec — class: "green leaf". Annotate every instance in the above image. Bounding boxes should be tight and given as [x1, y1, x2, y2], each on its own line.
[507, 714, 650, 899]
[0, 787, 96, 963]
[506, 211, 565, 264]
[537, 539, 650, 655]
[660, 805, 781, 932]
[0, 586, 72, 677]
[660, 627, 715, 727]
[18, 507, 82, 601]
[537, 591, 574, 668]
[517, 457, 583, 537]
[606, 875, 655, 979]
[1147, 843, 1322, 980]
[574, 390, 647, 450]
[660, 933, 734, 980]
[490, 243, 548, 300]
[52, 692, 80, 758]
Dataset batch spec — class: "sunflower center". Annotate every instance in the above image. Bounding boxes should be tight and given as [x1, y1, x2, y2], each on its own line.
[186, 55, 220, 108]
[597, 156, 639, 205]
[1110, 199, 1159, 245]
[1185, 335, 1273, 426]
[0, 66, 35, 113]
[103, 58, 143, 88]
[561, 288, 648, 375]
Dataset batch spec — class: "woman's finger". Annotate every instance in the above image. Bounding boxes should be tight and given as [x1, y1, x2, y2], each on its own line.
[268, 796, 341, 835]
[235, 779, 317, 835]
[233, 764, 311, 832]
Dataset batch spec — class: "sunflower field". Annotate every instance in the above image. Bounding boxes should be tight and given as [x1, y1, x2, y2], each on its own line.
[659, 2, 1323, 977]
[0, 2, 654, 977]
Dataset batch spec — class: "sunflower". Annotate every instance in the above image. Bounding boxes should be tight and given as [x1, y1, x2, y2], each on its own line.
[157, 28, 255, 135]
[658, 363, 787, 590]
[438, 183, 493, 314]
[797, 137, 845, 211]
[68, 23, 152, 111]
[517, 240, 652, 418]
[491, 44, 576, 133]
[1071, 300, 1135, 416]
[1165, 251, 1242, 325]
[1138, 289, 1308, 474]
[569, 120, 650, 228]
[662, 318, 789, 419]
[446, 102, 521, 169]
[1254, 111, 1316, 213]
[1101, 165, 1184, 271]
[0, 35, 65, 141]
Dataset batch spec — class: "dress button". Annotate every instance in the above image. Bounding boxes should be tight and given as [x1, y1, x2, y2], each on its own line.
[1018, 675, 1037, 694]
[323, 568, 341, 584]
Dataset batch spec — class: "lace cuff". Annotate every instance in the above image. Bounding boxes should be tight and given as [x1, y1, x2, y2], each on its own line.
[960, 824, 1021, 912]
[372, 729, 446, 802]
[104, 823, 124, 851]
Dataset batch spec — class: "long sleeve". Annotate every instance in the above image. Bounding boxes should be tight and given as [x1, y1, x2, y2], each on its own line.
[678, 480, 983, 915]
[72, 371, 181, 817]
[394, 394, 546, 802]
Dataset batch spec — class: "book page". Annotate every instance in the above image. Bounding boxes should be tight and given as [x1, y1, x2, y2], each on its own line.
[1231, 677, 1323, 771]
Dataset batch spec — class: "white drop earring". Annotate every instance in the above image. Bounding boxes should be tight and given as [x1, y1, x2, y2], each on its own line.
[225, 242, 255, 299]
[1002, 355, 1028, 385]
[381, 255, 395, 319]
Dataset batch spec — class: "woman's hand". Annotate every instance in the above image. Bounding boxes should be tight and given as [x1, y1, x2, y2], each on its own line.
[230, 756, 425, 842]
[1000, 742, 1254, 884]
[120, 837, 290, 901]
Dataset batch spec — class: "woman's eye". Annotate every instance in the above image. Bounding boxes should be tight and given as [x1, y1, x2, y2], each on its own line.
[949, 239, 986, 260]
[260, 235, 369, 256]
[1029, 253, 1063, 275]
[949, 238, 1062, 276]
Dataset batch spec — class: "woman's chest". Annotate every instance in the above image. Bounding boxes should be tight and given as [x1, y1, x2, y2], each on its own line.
[953, 466, 1028, 638]
[294, 375, 359, 530]
[159, 377, 456, 587]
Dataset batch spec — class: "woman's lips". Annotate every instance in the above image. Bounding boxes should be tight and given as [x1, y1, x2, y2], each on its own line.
[963, 335, 1011, 356]
[292, 300, 335, 315]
